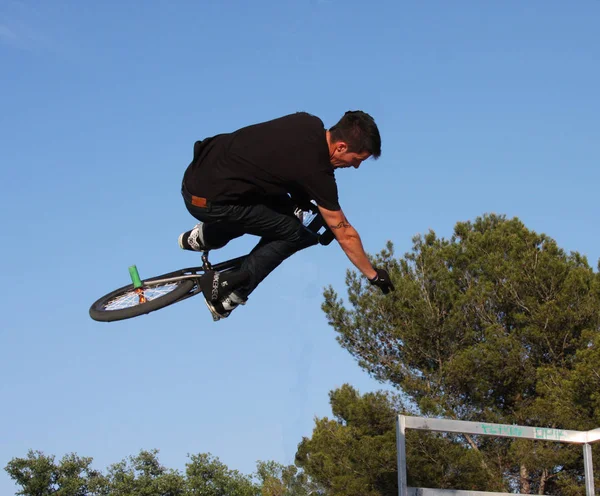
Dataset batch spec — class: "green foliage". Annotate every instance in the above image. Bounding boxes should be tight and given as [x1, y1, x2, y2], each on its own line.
[4, 450, 108, 496]
[405, 430, 505, 492]
[295, 384, 502, 495]
[254, 460, 325, 496]
[4, 450, 319, 496]
[321, 214, 600, 493]
[106, 449, 185, 496]
[185, 453, 257, 496]
[295, 385, 399, 496]
[105, 450, 261, 496]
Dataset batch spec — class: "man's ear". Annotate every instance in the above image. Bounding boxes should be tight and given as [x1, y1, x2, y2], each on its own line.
[336, 142, 348, 153]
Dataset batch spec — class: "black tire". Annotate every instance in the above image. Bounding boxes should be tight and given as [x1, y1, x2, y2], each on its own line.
[89, 271, 196, 322]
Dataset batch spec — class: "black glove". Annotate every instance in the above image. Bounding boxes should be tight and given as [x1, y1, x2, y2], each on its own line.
[369, 268, 395, 294]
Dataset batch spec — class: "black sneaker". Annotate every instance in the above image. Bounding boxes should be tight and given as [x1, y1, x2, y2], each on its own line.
[200, 270, 250, 303]
[178, 222, 207, 252]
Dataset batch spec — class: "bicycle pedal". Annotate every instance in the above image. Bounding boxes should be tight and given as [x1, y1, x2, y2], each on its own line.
[204, 298, 226, 321]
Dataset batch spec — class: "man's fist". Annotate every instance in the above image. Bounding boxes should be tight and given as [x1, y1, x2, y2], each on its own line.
[369, 268, 395, 294]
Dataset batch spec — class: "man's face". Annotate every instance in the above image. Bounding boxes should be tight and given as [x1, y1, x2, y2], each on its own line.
[330, 142, 371, 169]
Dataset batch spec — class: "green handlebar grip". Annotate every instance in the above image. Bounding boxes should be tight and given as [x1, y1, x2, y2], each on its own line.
[129, 265, 143, 289]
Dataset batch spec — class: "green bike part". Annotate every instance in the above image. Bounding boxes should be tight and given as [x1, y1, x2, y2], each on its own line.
[128, 265, 143, 289]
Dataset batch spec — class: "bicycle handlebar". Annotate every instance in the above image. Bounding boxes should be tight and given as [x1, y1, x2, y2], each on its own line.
[298, 201, 335, 246]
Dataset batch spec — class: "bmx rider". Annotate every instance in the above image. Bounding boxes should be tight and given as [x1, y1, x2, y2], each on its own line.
[179, 110, 395, 320]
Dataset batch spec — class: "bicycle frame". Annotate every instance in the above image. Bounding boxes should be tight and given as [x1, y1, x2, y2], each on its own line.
[136, 255, 246, 304]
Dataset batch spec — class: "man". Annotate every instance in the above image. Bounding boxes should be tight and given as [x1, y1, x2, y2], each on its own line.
[179, 110, 395, 321]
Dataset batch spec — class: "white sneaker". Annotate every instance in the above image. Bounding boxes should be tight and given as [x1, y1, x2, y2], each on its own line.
[221, 292, 247, 312]
[178, 222, 207, 252]
[204, 291, 247, 321]
[204, 298, 230, 321]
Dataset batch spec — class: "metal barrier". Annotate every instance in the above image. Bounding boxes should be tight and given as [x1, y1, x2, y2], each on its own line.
[396, 415, 600, 496]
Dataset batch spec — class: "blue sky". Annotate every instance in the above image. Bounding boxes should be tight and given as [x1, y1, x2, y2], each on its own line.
[1, 0, 599, 493]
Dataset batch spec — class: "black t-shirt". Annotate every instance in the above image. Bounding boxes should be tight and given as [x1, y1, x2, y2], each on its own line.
[183, 112, 340, 211]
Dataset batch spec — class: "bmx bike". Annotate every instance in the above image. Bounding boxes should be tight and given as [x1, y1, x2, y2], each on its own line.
[89, 203, 333, 323]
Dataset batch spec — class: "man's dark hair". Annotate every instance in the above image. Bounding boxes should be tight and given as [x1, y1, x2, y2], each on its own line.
[328, 110, 381, 158]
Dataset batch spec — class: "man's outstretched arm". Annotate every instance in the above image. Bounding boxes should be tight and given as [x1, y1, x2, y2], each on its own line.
[318, 205, 395, 294]
[318, 205, 377, 278]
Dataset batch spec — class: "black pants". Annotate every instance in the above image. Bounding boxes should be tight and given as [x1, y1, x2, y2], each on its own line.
[182, 193, 319, 300]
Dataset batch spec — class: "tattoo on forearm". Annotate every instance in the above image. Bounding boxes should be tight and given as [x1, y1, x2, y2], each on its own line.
[330, 219, 351, 230]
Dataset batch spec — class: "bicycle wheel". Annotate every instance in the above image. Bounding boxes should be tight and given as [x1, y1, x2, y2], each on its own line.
[89, 271, 196, 322]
